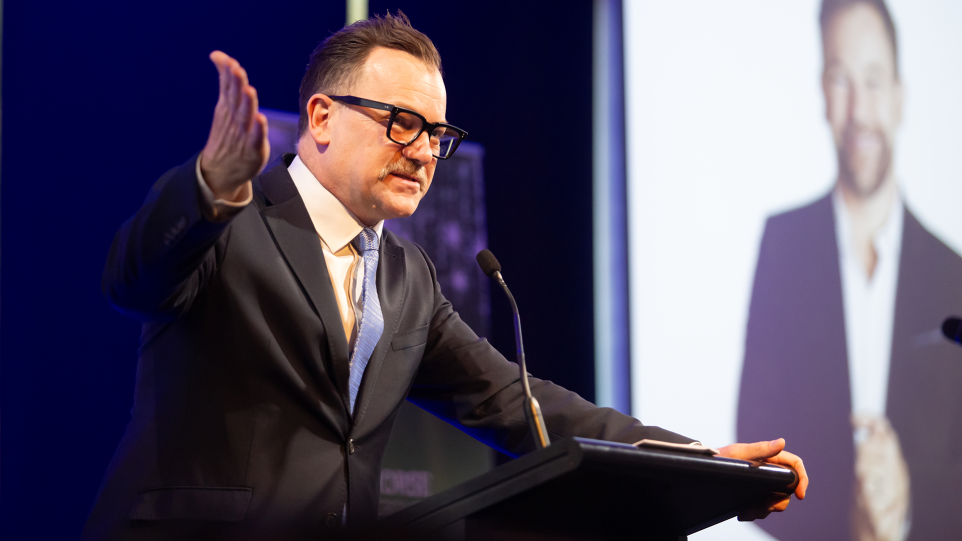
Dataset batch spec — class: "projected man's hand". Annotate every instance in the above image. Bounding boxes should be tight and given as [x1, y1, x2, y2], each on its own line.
[851, 415, 909, 541]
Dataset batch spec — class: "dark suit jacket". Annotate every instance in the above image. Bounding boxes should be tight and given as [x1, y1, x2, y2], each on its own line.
[738, 192, 962, 540]
[83, 154, 691, 540]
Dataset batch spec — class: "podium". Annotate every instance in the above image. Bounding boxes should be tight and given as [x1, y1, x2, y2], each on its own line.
[380, 437, 797, 540]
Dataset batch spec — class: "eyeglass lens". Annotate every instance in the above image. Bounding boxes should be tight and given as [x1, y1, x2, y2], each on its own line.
[389, 111, 459, 158]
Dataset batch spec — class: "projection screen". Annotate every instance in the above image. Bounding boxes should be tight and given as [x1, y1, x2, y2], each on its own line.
[623, 0, 962, 538]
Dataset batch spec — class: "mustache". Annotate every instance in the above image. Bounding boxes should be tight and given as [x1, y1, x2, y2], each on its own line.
[378, 157, 428, 186]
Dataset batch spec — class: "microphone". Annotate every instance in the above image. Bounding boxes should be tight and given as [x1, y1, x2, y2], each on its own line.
[942, 316, 962, 345]
[476, 249, 550, 449]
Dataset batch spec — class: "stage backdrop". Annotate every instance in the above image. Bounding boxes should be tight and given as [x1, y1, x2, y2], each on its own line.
[623, 0, 962, 539]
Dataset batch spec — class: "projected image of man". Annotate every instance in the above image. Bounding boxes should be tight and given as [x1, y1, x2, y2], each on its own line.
[738, 0, 962, 539]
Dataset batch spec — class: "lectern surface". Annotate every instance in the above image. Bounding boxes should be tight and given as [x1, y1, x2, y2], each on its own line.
[380, 437, 796, 540]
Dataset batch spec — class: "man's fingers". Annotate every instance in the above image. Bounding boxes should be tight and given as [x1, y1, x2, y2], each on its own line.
[210, 51, 234, 97]
[793, 454, 809, 499]
[718, 438, 785, 461]
[233, 61, 249, 88]
[762, 450, 808, 500]
[209, 50, 232, 73]
[224, 60, 239, 109]
[209, 50, 231, 65]
[237, 86, 254, 131]
[230, 64, 249, 109]
[752, 438, 785, 460]
[220, 58, 247, 112]
[718, 438, 809, 502]
[246, 86, 259, 131]
[769, 495, 790, 512]
[766, 438, 785, 457]
[737, 493, 790, 522]
[251, 112, 269, 153]
[210, 51, 258, 137]
[202, 49, 267, 190]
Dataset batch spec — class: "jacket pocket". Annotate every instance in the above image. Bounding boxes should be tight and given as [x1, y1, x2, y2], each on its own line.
[128, 486, 252, 521]
[391, 324, 429, 351]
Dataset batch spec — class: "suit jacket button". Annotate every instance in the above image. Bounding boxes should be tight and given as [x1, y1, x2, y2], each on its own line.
[324, 512, 339, 528]
[348, 439, 355, 455]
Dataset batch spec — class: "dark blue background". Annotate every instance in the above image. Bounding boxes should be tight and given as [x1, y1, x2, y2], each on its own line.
[0, 1, 596, 537]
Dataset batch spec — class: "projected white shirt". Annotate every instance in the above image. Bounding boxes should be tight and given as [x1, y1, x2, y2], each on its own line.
[832, 188, 903, 433]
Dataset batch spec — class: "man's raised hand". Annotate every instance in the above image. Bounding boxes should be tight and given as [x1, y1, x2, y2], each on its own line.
[716, 438, 809, 522]
[201, 51, 270, 201]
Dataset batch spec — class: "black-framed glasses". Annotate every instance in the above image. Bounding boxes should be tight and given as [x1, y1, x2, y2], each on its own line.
[329, 95, 467, 160]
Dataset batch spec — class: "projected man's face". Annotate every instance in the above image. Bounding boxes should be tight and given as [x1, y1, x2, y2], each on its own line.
[822, 3, 902, 199]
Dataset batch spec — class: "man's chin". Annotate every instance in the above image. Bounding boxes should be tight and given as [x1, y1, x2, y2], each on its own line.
[839, 151, 892, 199]
[840, 171, 888, 199]
[378, 196, 421, 221]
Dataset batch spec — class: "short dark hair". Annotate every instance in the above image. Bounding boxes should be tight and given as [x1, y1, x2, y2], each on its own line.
[297, 10, 443, 136]
[819, 0, 899, 78]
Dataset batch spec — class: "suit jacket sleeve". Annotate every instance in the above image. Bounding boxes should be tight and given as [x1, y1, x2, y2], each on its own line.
[102, 154, 235, 321]
[405, 244, 694, 457]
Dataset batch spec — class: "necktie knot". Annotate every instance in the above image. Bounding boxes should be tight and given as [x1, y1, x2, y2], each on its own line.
[353, 228, 379, 253]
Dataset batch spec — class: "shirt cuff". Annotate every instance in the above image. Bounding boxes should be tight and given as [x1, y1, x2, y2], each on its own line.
[195, 154, 253, 222]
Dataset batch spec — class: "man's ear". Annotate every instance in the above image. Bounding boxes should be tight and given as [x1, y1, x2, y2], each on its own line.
[306, 93, 335, 145]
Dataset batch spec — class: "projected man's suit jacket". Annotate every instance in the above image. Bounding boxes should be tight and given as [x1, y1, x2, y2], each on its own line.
[83, 153, 690, 541]
[738, 192, 962, 540]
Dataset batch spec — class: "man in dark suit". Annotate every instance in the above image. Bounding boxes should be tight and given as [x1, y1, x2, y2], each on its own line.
[738, 1, 962, 539]
[87, 12, 807, 540]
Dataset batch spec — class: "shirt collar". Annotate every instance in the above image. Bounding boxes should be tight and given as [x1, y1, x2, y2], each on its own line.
[832, 185, 904, 268]
[287, 154, 383, 252]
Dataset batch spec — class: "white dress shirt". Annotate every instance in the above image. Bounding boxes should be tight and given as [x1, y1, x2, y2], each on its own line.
[287, 155, 384, 349]
[832, 188, 903, 441]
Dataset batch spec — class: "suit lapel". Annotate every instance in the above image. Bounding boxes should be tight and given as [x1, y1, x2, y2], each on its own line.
[815, 193, 854, 404]
[351, 234, 407, 426]
[795, 194, 856, 527]
[256, 157, 352, 418]
[887, 208, 955, 441]
[817, 194, 856, 448]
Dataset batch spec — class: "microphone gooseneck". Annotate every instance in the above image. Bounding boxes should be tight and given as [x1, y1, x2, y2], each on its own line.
[476, 249, 550, 449]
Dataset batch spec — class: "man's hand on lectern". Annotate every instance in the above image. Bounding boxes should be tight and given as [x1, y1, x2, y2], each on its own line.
[716, 438, 809, 522]
[200, 51, 270, 202]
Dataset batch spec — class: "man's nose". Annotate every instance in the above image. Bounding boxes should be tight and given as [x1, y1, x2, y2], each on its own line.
[401, 131, 434, 165]
[848, 84, 874, 126]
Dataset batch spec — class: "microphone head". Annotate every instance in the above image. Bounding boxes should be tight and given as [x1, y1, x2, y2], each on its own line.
[942, 316, 962, 344]
[476, 249, 501, 277]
